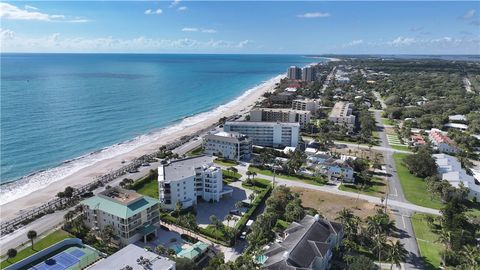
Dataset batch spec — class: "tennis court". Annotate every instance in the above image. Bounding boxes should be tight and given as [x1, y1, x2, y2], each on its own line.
[30, 246, 99, 270]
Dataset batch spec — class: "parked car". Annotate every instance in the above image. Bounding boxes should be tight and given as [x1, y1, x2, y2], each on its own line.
[229, 209, 241, 215]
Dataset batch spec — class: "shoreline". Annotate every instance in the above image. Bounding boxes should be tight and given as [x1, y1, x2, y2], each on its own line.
[0, 73, 286, 220]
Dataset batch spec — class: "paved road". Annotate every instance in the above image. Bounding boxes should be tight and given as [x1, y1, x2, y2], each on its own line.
[334, 141, 412, 155]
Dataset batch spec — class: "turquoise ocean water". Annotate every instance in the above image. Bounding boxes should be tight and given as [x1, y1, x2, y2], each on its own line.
[1, 54, 320, 201]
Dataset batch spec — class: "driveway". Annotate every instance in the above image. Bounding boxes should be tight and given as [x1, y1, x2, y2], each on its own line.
[196, 181, 253, 228]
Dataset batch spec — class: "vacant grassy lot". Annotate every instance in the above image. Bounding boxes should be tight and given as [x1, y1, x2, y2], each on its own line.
[390, 144, 412, 152]
[135, 178, 159, 198]
[291, 187, 379, 220]
[393, 153, 443, 210]
[186, 146, 204, 156]
[0, 229, 73, 268]
[214, 159, 238, 167]
[248, 166, 325, 186]
[339, 177, 387, 197]
[411, 213, 443, 270]
[382, 118, 396, 126]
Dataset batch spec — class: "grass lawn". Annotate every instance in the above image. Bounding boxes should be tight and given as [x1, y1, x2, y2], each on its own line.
[339, 177, 387, 197]
[411, 213, 443, 270]
[382, 118, 395, 126]
[390, 144, 412, 152]
[274, 219, 290, 232]
[248, 166, 325, 186]
[242, 178, 271, 192]
[186, 146, 203, 156]
[214, 159, 238, 167]
[393, 153, 443, 210]
[0, 229, 73, 268]
[222, 170, 242, 180]
[135, 178, 159, 198]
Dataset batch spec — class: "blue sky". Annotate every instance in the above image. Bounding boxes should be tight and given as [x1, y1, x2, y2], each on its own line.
[1, 1, 479, 54]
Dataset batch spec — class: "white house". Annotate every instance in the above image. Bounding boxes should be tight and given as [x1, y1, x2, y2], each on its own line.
[429, 129, 458, 154]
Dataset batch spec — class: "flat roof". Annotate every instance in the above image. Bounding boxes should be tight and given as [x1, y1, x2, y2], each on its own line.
[225, 121, 300, 127]
[159, 155, 214, 182]
[329, 102, 353, 117]
[90, 244, 175, 270]
[252, 108, 311, 114]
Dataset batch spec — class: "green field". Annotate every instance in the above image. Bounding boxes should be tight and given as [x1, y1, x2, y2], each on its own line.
[248, 166, 324, 186]
[0, 229, 73, 268]
[393, 153, 443, 209]
[186, 146, 204, 156]
[411, 214, 444, 270]
[390, 144, 412, 152]
[382, 118, 396, 126]
[135, 178, 159, 198]
[213, 159, 238, 167]
[339, 177, 387, 197]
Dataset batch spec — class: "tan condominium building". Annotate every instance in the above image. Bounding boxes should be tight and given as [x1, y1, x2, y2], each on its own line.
[292, 98, 320, 114]
[250, 108, 311, 128]
[328, 102, 356, 130]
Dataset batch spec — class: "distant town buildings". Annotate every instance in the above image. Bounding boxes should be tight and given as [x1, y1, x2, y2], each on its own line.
[203, 131, 252, 161]
[287, 66, 302, 80]
[302, 66, 315, 82]
[292, 98, 320, 114]
[433, 154, 480, 201]
[81, 187, 160, 246]
[328, 102, 356, 131]
[260, 215, 343, 270]
[224, 121, 300, 147]
[158, 156, 233, 210]
[250, 108, 311, 128]
[428, 129, 458, 154]
[270, 91, 296, 104]
[90, 244, 176, 270]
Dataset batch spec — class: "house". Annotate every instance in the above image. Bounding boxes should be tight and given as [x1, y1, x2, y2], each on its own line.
[158, 155, 233, 210]
[204, 131, 252, 161]
[433, 154, 480, 201]
[307, 154, 354, 183]
[260, 215, 343, 270]
[89, 244, 175, 270]
[428, 129, 458, 154]
[410, 134, 426, 147]
[81, 187, 160, 246]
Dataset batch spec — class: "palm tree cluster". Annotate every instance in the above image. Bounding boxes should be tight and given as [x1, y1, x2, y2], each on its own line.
[336, 208, 408, 270]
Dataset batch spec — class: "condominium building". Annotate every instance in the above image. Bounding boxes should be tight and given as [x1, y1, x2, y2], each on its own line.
[158, 156, 233, 210]
[204, 131, 252, 161]
[429, 129, 458, 154]
[328, 102, 356, 130]
[433, 154, 480, 201]
[292, 98, 320, 114]
[287, 66, 302, 80]
[250, 108, 311, 128]
[81, 187, 160, 246]
[260, 215, 343, 270]
[302, 66, 315, 82]
[224, 121, 300, 147]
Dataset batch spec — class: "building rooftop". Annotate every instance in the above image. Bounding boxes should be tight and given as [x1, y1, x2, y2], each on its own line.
[329, 102, 353, 118]
[81, 188, 159, 219]
[177, 241, 210, 260]
[429, 129, 455, 145]
[225, 121, 300, 127]
[262, 215, 342, 270]
[89, 244, 175, 270]
[159, 155, 216, 183]
[252, 108, 310, 114]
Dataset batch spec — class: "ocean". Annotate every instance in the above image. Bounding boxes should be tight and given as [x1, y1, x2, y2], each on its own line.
[0, 53, 320, 201]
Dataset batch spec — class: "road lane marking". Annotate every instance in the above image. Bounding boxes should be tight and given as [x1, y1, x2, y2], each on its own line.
[402, 215, 406, 229]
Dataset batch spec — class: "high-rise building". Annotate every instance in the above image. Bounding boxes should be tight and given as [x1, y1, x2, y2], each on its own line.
[81, 187, 160, 246]
[158, 156, 233, 210]
[302, 66, 315, 82]
[249, 108, 311, 128]
[224, 121, 300, 147]
[204, 131, 252, 161]
[287, 66, 302, 80]
[292, 98, 320, 114]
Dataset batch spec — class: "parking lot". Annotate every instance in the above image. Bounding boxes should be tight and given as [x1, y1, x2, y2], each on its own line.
[196, 181, 253, 228]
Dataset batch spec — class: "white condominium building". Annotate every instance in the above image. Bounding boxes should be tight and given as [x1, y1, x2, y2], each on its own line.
[81, 187, 160, 246]
[287, 66, 302, 80]
[224, 121, 300, 147]
[204, 131, 252, 161]
[328, 102, 356, 130]
[433, 154, 480, 201]
[302, 66, 315, 82]
[250, 108, 311, 128]
[158, 156, 233, 210]
[292, 98, 320, 114]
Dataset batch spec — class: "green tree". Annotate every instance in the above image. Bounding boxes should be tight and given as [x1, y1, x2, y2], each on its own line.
[27, 230, 37, 250]
[7, 249, 17, 263]
[248, 193, 255, 204]
[387, 240, 408, 270]
[403, 147, 437, 178]
[347, 255, 376, 270]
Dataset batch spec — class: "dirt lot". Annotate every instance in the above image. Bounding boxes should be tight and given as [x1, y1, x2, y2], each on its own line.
[330, 146, 384, 163]
[292, 187, 382, 220]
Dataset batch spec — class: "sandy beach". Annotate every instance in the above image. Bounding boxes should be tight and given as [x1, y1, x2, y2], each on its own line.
[0, 74, 284, 220]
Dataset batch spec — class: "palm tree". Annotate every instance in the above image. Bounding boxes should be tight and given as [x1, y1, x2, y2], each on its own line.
[64, 210, 75, 223]
[155, 245, 166, 255]
[27, 230, 37, 250]
[248, 193, 255, 204]
[373, 234, 387, 267]
[251, 171, 257, 180]
[225, 214, 233, 227]
[435, 228, 451, 265]
[460, 245, 479, 270]
[245, 171, 252, 181]
[387, 240, 408, 270]
[235, 201, 243, 211]
[7, 249, 17, 263]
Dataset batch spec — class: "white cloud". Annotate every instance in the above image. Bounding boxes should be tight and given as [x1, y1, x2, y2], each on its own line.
[182, 27, 198, 32]
[145, 9, 162, 15]
[343, 39, 364, 47]
[387, 36, 416, 46]
[201, 29, 217, 33]
[24, 5, 38, 10]
[462, 9, 476, 20]
[297, 12, 330, 18]
[0, 3, 89, 23]
[169, 0, 181, 8]
[0, 29, 254, 52]
[177, 6, 188, 11]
